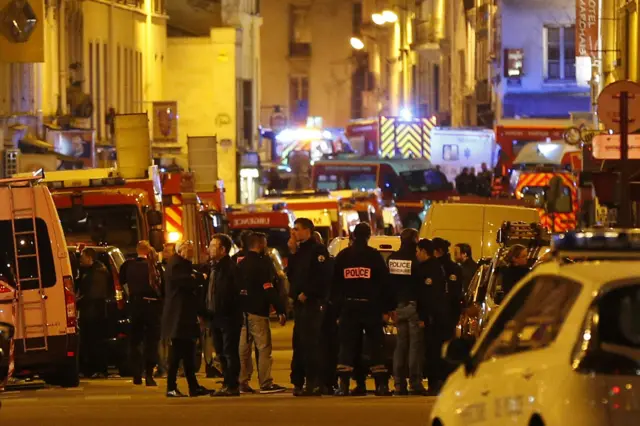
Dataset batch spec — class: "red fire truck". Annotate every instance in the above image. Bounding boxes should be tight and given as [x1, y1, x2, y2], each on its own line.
[227, 204, 295, 258]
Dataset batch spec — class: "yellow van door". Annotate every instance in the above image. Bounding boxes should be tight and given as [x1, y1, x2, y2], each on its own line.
[422, 204, 485, 260]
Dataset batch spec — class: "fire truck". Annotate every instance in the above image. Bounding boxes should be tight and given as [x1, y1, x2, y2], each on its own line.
[330, 189, 401, 235]
[312, 156, 454, 229]
[227, 204, 295, 258]
[509, 141, 580, 232]
[255, 190, 358, 243]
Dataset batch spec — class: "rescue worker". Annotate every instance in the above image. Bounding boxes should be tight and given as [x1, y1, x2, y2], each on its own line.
[287, 218, 331, 396]
[454, 243, 478, 295]
[77, 248, 110, 378]
[388, 228, 428, 395]
[236, 233, 287, 394]
[205, 234, 242, 397]
[162, 240, 210, 397]
[332, 222, 393, 396]
[120, 241, 163, 386]
[415, 239, 448, 395]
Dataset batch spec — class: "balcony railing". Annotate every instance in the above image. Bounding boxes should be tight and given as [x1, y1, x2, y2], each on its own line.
[289, 43, 311, 58]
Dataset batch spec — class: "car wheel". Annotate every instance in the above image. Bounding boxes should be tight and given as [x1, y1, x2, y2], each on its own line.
[53, 357, 80, 388]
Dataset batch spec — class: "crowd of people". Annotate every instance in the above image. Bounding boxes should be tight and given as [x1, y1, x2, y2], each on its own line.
[454, 162, 493, 197]
[74, 216, 534, 398]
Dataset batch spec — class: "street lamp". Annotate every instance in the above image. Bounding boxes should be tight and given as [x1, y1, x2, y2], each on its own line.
[382, 10, 398, 23]
[372, 13, 385, 25]
[350, 36, 365, 50]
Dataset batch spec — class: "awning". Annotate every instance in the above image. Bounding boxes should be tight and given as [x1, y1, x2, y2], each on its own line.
[502, 92, 591, 119]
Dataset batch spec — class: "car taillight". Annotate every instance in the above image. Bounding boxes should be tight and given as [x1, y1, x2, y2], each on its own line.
[0, 279, 13, 293]
[63, 276, 77, 330]
[112, 268, 125, 311]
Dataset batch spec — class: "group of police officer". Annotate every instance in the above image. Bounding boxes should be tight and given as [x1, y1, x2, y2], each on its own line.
[287, 219, 462, 397]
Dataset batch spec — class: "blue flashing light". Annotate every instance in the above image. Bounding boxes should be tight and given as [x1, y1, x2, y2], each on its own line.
[552, 229, 640, 252]
[399, 108, 412, 122]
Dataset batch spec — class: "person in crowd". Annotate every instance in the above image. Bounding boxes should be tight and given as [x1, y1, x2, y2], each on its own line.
[455, 168, 471, 195]
[232, 230, 254, 264]
[498, 244, 530, 299]
[237, 233, 287, 394]
[332, 223, 393, 396]
[287, 218, 332, 396]
[156, 243, 175, 378]
[454, 243, 479, 295]
[77, 248, 110, 378]
[313, 231, 325, 245]
[120, 241, 163, 386]
[162, 240, 210, 398]
[432, 238, 463, 342]
[434, 165, 448, 184]
[388, 228, 428, 395]
[415, 239, 448, 395]
[468, 167, 478, 195]
[205, 234, 242, 397]
[477, 162, 493, 197]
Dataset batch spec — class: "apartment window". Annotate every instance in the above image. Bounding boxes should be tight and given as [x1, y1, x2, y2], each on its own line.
[129, 49, 134, 112]
[545, 25, 576, 81]
[104, 43, 109, 129]
[289, 5, 311, 56]
[117, 45, 121, 112]
[243, 80, 253, 147]
[289, 75, 309, 124]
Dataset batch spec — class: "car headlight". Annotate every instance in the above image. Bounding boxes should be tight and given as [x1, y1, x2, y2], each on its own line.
[0, 322, 14, 341]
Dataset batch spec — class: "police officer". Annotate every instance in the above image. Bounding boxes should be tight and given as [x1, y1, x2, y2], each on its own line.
[120, 241, 163, 386]
[332, 223, 393, 396]
[388, 228, 428, 395]
[287, 218, 332, 396]
[415, 238, 448, 395]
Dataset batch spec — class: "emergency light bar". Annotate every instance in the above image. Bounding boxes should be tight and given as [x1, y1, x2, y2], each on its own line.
[46, 176, 126, 190]
[263, 189, 331, 198]
[227, 203, 288, 213]
[497, 221, 550, 246]
[552, 230, 640, 259]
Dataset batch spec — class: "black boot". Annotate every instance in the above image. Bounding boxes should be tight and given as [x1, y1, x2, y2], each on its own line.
[374, 376, 392, 396]
[335, 377, 350, 396]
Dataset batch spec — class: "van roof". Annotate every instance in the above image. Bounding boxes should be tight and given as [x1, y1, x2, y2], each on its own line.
[315, 157, 433, 174]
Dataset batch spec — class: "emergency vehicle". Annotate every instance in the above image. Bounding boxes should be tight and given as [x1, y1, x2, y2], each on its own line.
[0, 173, 79, 388]
[312, 155, 454, 229]
[432, 229, 640, 426]
[255, 190, 357, 243]
[226, 203, 295, 259]
[330, 189, 401, 235]
[510, 141, 580, 232]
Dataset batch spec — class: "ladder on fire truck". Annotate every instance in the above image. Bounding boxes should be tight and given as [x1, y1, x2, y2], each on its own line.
[1, 173, 49, 352]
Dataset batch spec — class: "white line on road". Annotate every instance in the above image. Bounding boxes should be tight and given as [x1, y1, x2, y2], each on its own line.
[1, 397, 39, 403]
[85, 395, 132, 401]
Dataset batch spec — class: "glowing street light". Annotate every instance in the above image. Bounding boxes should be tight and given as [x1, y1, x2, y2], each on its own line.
[350, 36, 365, 50]
[382, 10, 398, 23]
[372, 13, 385, 25]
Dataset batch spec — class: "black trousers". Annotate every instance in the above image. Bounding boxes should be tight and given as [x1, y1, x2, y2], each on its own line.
[211, 317, 242, 389]
[337, 307, 386, 376]
[321, 304, 339, 388]
[424, 327, 449, 387]
[79, 307, 108, 376]
[167, 338, 199, 392]
[290, 301, 325, 388]
[129, 299, 162, 379]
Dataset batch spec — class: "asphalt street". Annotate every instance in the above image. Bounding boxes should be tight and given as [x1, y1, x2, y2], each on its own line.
[0, 323, 436, 425]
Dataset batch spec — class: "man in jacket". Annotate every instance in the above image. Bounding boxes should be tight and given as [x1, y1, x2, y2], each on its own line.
[332, 223, 393, 396]
[237, 233, 287, 394]
[388, 228, 428, 395]
[232, 230, 253, 264]
[161, 240, 210, 398]
[120, 241, 163, 386]
[432, 238, 463, 341]
[206, 234, 242, 397]
[78, 248, 110, 378]
[454, 243, 478, 296]
[287, 218, 331, 396]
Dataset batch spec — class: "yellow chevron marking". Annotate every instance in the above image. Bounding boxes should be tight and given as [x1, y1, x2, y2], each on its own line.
[166, 207, 182, 225]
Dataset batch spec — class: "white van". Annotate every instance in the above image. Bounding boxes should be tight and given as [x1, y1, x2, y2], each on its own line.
[0, 175, 79, 387]
[419, 202, 541, 259]
[328, 236, 401, 261]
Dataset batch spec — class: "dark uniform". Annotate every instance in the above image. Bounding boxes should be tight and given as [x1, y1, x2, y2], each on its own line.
[416, 256, 448, 393]
[287, 238, 331, 395]
[120, 256, 162, 383]
[332, 242, 393, 395]
[438, 253, 463, 341]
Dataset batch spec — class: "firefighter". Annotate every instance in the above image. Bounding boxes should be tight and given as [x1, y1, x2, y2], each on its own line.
[331, 223, 393, 396]
[287, 218, 332, 396]
[415, 238, 448, 395]
[387, 228, 427, 395]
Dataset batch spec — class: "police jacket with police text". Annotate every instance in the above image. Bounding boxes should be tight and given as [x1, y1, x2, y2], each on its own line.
[415, 258, 448, 325]
[387, 246, 419, 307]
[236, 251, 285, 317]
[287, 238, 331, 303]
[331, 243, 393, 315]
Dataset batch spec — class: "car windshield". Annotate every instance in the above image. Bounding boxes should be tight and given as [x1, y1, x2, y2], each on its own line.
[58, 205, 141, 255]
[399, 169, 450, 192]
[520, 185, 573, 213]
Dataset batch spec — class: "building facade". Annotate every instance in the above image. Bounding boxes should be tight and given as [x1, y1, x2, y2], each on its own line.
[260, 0, 355, 128]
[0, 0, 167, 144]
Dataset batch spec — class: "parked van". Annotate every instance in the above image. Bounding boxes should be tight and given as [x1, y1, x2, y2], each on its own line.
[0, 175, 79, 387]
[419, 200, 541, 259]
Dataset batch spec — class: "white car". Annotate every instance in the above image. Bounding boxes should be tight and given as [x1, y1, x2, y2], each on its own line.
[328, 235, 401, 261]
[430, 230, 640, 426]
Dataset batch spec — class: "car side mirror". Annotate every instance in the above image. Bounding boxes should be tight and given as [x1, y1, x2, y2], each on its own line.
[147, 210, 163, 227]
[149, 229, 164, 252]
[443, 337, 474, 368]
